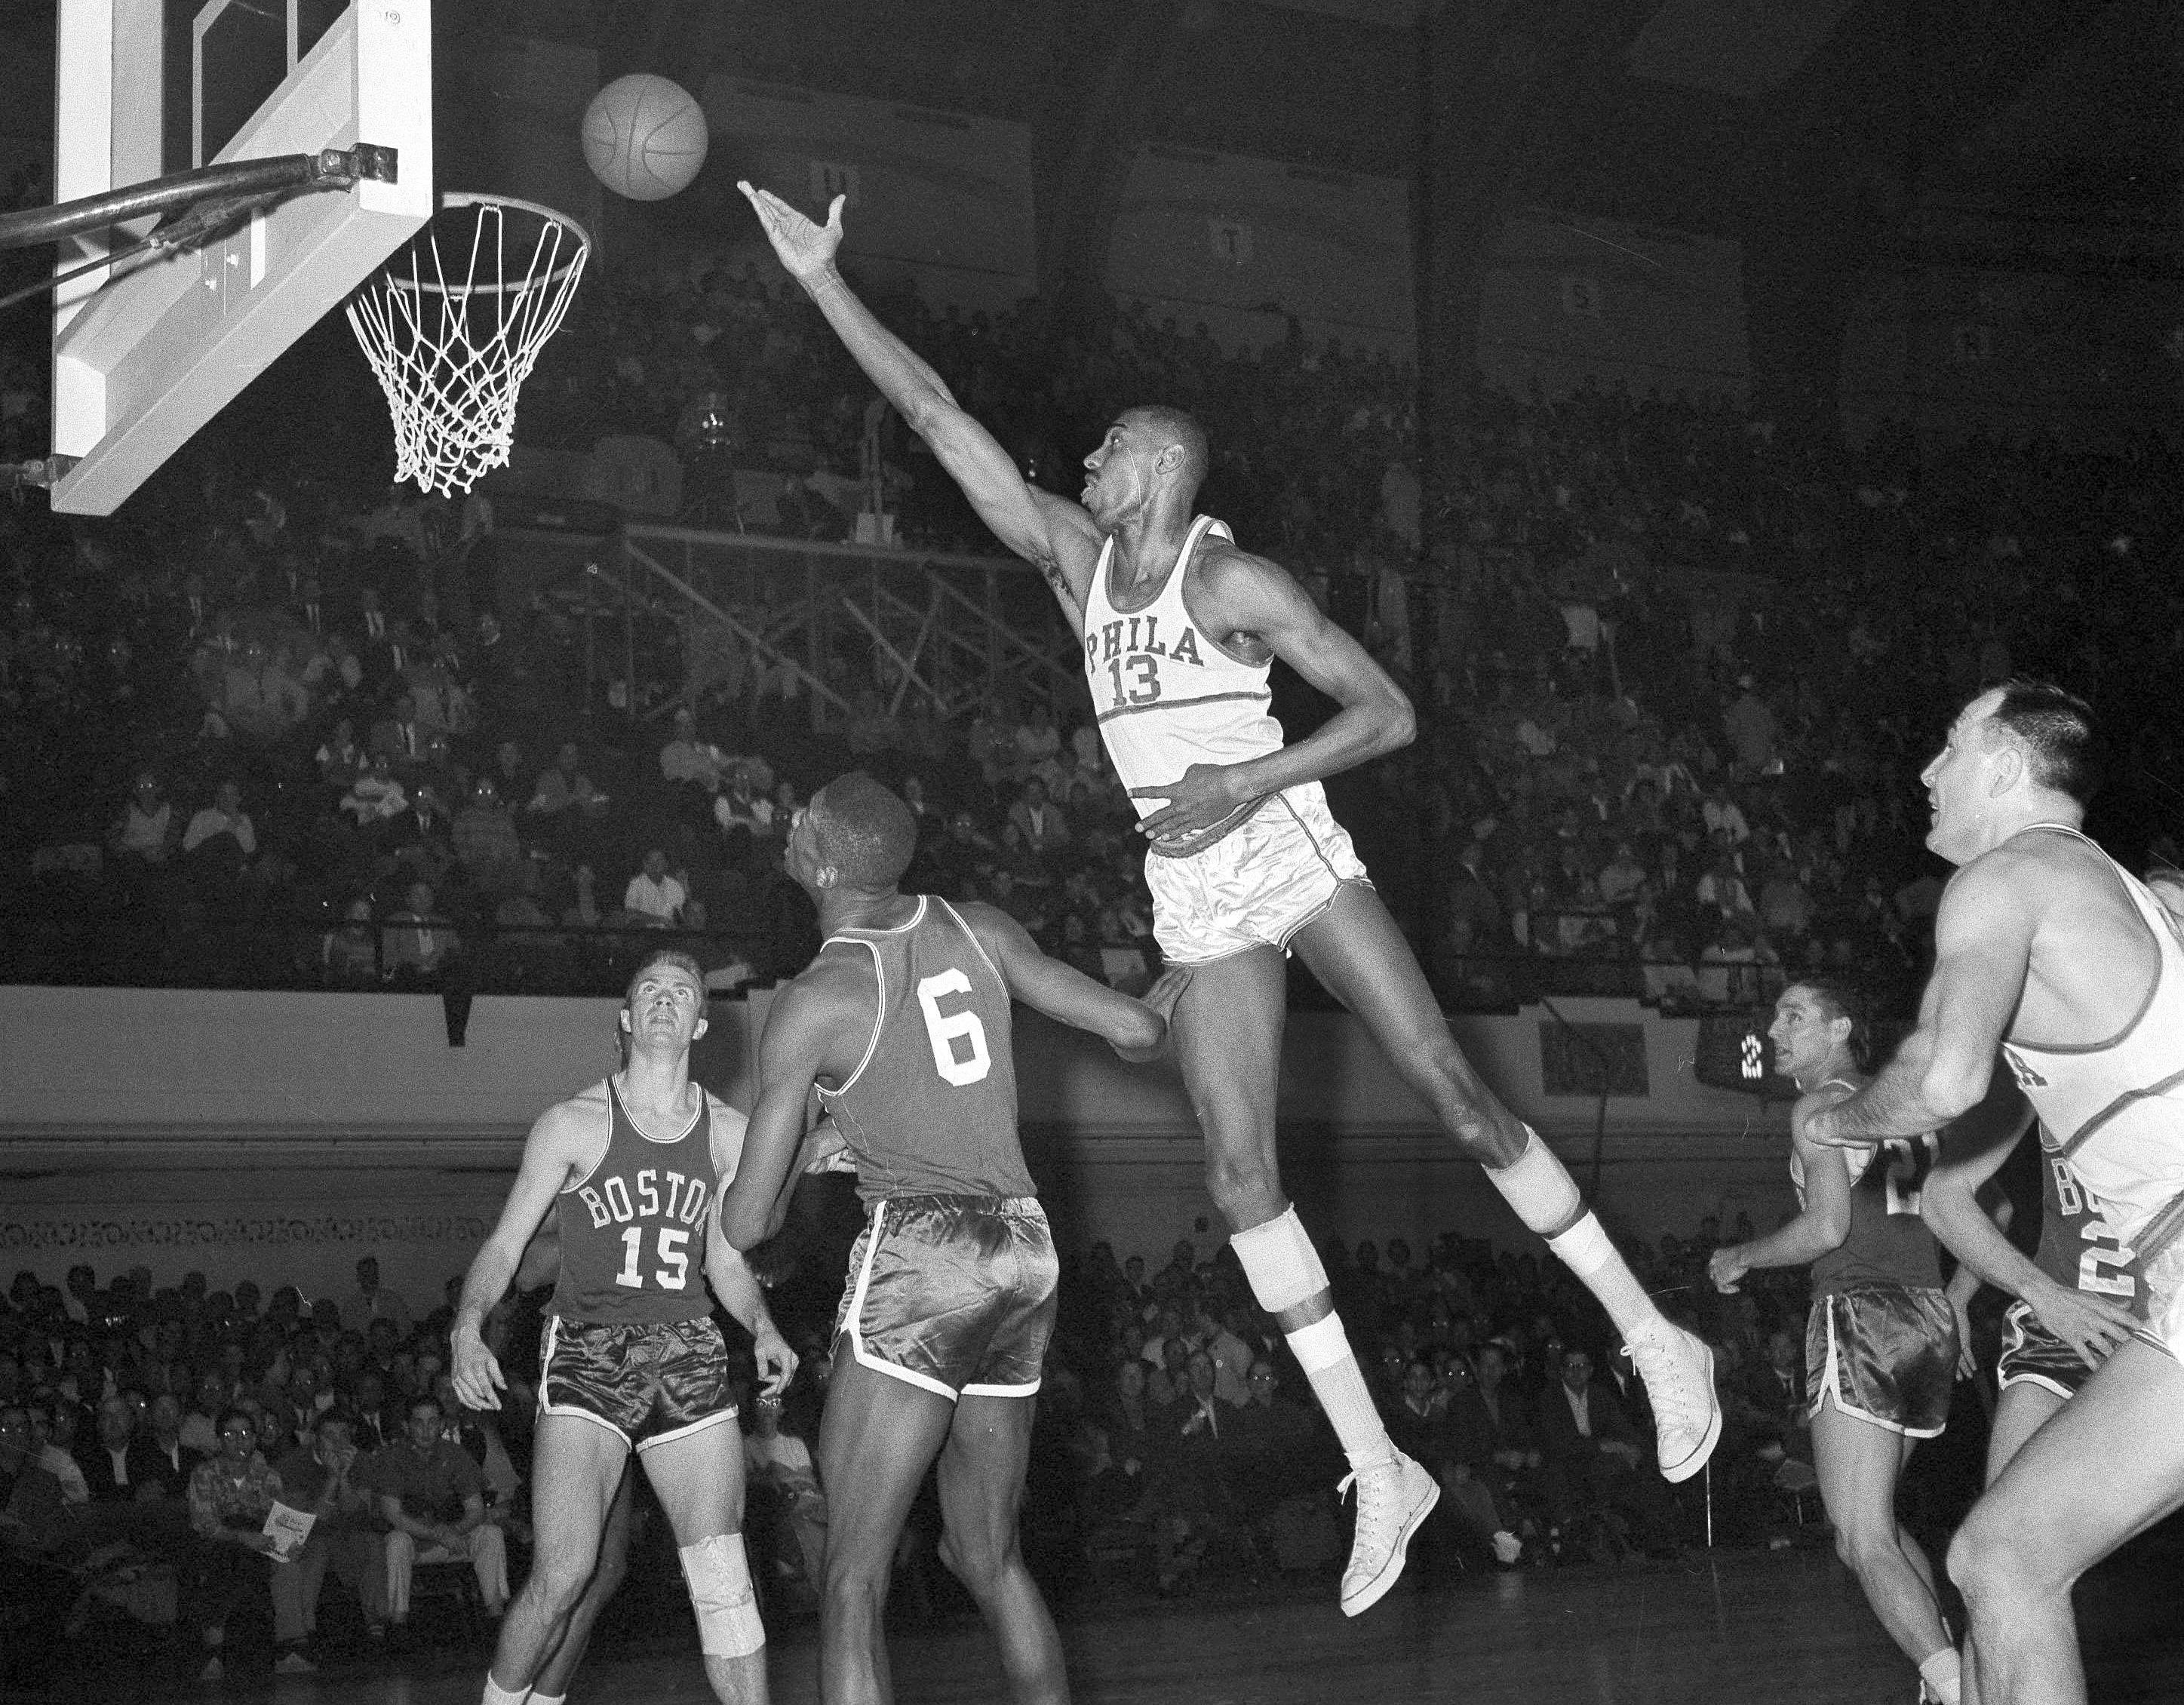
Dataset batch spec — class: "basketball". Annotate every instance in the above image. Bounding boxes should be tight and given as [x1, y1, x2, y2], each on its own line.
[582, 74, 708, 201]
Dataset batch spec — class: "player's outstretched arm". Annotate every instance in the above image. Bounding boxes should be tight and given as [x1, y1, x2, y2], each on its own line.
[1129, 545, 1415, 848]
[961, 902, 1169, 1059]
[1805, 857, 2032, 1147]
[1709, 1090, 1854, 1292]
[451, 1100, 591, 1409]
[1921, 1068, 2039, 1298]
[737, 183, 1101, 628]
[1924, 1086, 2136, 1370]
[718, 974, 854, 1250]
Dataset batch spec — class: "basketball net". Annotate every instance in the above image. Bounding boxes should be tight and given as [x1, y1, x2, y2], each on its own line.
[347, 193, 589, 497]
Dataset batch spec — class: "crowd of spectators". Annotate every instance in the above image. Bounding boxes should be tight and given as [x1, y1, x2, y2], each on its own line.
[10, 1191, 1975, 1687]
[5, 161, 2181, 1013]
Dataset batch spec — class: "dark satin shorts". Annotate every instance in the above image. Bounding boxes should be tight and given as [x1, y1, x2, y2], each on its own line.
[833, 1194, 1058, 1399]
[539, 1315, 737, 1451]
[1997, 1298, 2109, 1399]
[1806, 1285, 1957, 1438]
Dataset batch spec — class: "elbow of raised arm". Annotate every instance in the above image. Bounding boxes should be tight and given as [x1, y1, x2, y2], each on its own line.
[1380, 691, 1417, 754]
[1918, 1059, 1989, 1125]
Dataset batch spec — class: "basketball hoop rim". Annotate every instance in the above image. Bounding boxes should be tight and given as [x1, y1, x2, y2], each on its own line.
[371, 191, 592, 300]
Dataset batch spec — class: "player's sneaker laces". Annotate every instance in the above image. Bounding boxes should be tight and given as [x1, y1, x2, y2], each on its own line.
[1335, 1449, 1439, 1617]
[1624, 1322, 1722, 1483]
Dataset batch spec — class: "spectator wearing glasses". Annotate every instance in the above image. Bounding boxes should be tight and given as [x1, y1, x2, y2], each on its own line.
[184, 1409, 286, 1681]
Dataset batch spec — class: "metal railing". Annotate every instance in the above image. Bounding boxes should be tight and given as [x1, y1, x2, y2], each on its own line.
[543, 521, 1080, 736]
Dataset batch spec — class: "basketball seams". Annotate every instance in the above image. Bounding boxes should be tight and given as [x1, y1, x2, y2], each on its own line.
[584, 73, 708, 201]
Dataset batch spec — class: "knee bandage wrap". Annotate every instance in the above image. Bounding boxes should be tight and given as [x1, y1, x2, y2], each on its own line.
[677, 1534, 764, 1658]
[1230, 1206, 1330, 1315]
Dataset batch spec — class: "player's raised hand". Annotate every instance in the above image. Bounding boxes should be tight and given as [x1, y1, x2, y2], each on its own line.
[1707, 1245, 1750, 1295]
[2029, 1279, 2139, 1371]
[737, 183, 845, 281]
[450, 1325, 506, 1412]
[1130, 763, 1253, 851]
[752, 1321, 799, 1399]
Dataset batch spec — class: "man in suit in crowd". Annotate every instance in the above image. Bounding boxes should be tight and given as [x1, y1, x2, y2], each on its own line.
[78, 1394, 174, 1503]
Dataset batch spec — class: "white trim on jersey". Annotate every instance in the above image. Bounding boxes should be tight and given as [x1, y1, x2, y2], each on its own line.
[560, 1082, 616, 1195]
[935, 896, 1006, 990]
[820, 896, 938, 1102]
[611, 1073, 708, 1145]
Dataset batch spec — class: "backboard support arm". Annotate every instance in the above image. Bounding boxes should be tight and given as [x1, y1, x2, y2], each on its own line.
[0, 146, 400, 253]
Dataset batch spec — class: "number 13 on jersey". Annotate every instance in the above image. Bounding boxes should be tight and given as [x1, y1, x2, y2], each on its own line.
[1107, 653, 1160, 710]
[917, 969, 992, 1086]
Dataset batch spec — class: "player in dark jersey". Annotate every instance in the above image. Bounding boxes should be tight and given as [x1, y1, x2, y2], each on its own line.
[450, 949, 797, 1705]
[1921, 1098, 2145, 1477]
[1709, 980, 1966, 1705]
[719, 773, 1172, 1705]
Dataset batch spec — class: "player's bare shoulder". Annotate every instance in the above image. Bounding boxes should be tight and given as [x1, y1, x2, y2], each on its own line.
[1181, 533, 1303, 659]
[527, 1079, 610, 1170]
[948, 896, 1031, 965]
[1943, 832, 2087, 934]
[766, 940, 882, 1071]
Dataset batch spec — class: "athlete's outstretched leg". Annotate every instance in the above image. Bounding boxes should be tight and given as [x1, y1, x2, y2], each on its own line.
[1950, 1341, 2184, 1705]
[1293, 883, 1720, 1482]
[1812, 1401, 1956, 1701]
[934, 1393, 1066, 1705]
[640, 1415, 768, 1705]
[814, 1341, 960, 1705]
[484, 1416, 628, 1705]
[1169, 948, 1435, 1615]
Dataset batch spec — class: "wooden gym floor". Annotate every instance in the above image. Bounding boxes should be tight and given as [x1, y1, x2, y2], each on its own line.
[30, 1537, 2184, 1705]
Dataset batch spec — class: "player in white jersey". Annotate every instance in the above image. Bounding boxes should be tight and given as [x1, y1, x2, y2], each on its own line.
[1805, 681, 2184, 1705]
[737, 183, 1721, 1619]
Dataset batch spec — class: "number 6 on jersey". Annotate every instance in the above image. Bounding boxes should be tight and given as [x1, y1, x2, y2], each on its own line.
[917, 969, 992, 1086]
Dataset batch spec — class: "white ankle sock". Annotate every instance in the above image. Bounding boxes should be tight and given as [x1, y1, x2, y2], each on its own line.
[483, 1676, 530, 1705]
[1918, 1648, 1962, 1704]
[1287, 1312, 1395, 1471]
[1546, 1212, 1662, 1340]
[1488, 1133, 1662, 1340]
